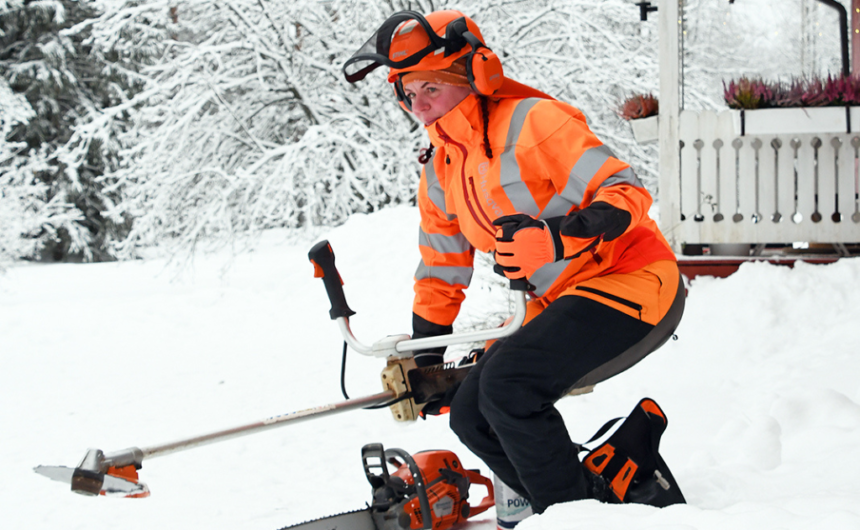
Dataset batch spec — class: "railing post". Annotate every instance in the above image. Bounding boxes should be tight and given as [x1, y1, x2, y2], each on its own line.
[659, 0, 682, 252]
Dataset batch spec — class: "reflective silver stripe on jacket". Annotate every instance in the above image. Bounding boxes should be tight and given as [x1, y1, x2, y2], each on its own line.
[570, 144, 615, 185]
[541, 175, 587, 218]
[498, 98, 542, 217]
[418, 228, 472, 255]
[414, 261, 473, 287]
[423, 153, 456, 221]
[419, 153, 470, 287]
[528, 259, 571, 297]
[600, 166, 642, 189]
[574, 145, 643, 190]
[497, 100, 642, 219]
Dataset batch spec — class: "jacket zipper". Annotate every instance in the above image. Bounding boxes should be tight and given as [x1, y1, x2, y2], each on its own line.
[574, 286, 643, 320]
[437, 125, 495, 237]
[468, 176, 495, 228]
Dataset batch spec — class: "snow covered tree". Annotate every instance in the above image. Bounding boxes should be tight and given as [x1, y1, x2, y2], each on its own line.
[81, 0, 431, 259]
[0, 0, 140, 263]
[78, 0, 663, 259]
[0, 76, 41, 265]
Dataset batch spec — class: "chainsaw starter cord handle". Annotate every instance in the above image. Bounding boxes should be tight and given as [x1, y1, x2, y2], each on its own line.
[308, 240, 356, 320]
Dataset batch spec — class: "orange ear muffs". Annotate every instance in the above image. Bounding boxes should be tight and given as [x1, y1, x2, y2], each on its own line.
[467, 49, 503, 96]
[457, 29, 504, 96]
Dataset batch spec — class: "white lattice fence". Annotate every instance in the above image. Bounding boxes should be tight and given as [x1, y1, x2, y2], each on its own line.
[673, 109, 860, 245]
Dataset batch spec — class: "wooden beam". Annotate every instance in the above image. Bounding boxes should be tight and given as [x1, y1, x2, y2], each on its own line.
[658, 0, 681, 251]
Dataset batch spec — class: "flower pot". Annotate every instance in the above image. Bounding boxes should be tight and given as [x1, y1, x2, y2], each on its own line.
[629, 115, 658, 143]
[733, 107, 850, 136]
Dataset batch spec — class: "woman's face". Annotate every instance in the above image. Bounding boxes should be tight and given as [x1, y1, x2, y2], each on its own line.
[402, 80, 473, 125]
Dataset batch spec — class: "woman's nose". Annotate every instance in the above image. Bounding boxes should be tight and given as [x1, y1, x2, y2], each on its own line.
[411, 93, 429, 110]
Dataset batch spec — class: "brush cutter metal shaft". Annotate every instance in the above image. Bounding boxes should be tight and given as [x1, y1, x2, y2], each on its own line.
[97, 391, 396, 470]
[36, 391, 397, 496]
[143, 390, 394, 459]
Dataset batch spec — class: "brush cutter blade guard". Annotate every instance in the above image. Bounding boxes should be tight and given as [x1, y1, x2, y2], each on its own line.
[34, 464, 150, 498]
[35, 447, 150, 498]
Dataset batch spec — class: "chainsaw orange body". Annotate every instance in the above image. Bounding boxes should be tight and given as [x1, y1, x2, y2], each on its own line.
[362, 444, 494, 530]
[390, 450, 494, 530]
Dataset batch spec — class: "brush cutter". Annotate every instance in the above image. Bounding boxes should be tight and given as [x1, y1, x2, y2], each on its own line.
[34, 240, 528, 498]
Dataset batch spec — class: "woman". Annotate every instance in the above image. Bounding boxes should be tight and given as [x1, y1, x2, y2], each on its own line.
[343, 10, 684, 515]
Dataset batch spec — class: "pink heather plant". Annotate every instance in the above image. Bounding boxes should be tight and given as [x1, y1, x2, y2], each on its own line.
[618, 93, 659, 120]
[724, 75, 860, 109]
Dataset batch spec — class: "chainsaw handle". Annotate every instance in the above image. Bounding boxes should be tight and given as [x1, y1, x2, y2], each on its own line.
[308, 240, 356, 320]
[463, 469, 495, 518]
[384, 447, 433, 530]
[361, 443, 390, 489]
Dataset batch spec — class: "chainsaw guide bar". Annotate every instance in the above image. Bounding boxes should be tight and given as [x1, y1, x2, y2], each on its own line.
[277, 508, 376, 530]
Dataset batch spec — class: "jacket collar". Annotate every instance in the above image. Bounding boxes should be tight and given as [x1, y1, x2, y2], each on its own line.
[426, 94, 483, 148]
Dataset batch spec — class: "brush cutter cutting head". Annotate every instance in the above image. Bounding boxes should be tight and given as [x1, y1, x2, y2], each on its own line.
[34, 448, 150, 498]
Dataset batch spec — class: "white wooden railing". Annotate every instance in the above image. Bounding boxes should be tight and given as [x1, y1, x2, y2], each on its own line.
[669, 109, 860, 247]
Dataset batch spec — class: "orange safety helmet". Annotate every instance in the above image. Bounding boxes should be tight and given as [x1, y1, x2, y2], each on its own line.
[343, 10, 553, 112]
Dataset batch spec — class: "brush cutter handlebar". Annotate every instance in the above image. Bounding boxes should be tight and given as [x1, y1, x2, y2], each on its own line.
[309, 240, 529, 358]
[308, 240, 356, 319]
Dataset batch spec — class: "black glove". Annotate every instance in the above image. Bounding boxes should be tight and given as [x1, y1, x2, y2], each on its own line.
[418, 349, 484, 419]
[558, 201, 632, 252]
[419, 383, 460, 418]
[412, 313, 452, 367]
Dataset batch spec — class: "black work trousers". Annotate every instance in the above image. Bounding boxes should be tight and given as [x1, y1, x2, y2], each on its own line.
[448, 294, 656, 514]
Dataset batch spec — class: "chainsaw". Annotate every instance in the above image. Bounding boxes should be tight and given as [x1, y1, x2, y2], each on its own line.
[279, 443, 494, 530]
[33, 241, 530, 499]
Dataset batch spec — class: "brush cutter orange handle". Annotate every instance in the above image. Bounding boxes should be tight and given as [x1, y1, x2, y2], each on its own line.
[464, 469, 495, 518]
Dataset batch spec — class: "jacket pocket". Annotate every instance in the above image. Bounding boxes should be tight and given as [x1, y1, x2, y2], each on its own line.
[575, 285, 643, 320]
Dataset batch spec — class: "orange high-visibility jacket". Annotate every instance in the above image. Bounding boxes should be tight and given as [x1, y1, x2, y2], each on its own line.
[414, 94, 676, 328]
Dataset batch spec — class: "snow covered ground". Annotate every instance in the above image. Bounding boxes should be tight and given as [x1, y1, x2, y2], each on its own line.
[2, 205, 860, 530]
